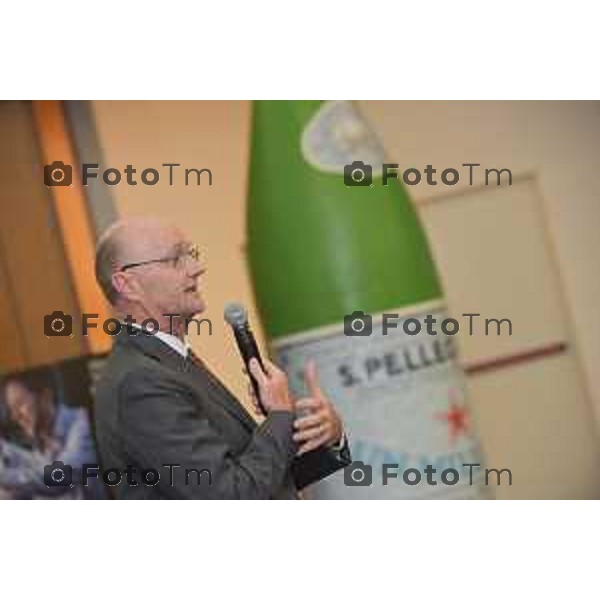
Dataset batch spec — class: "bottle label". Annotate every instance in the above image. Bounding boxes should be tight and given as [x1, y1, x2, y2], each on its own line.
[300, 100, 385, 175]
[272, 300, 487, 499]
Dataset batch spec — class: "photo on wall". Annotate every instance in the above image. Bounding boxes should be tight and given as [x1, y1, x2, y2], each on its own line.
[0, 356, 106, 499]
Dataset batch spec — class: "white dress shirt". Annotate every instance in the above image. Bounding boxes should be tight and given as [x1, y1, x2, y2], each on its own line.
[127, 322, 190, 358]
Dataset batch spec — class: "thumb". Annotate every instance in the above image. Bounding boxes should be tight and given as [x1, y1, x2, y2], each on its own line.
[304, 359, 321, 397]
[248, 358, 266, 387]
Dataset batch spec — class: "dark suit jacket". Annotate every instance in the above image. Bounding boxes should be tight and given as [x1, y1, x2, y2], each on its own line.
[93, 328, 350, 499]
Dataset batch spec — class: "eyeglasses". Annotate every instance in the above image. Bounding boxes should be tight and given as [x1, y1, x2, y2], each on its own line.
[119, 244, 202, 272]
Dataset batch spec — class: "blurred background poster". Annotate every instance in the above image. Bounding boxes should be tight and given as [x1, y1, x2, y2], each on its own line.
[0, 357, 106, 499]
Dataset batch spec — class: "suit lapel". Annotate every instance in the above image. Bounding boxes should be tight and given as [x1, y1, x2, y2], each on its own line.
[117, 329, 256, 430]
[182, 357, 257, 430]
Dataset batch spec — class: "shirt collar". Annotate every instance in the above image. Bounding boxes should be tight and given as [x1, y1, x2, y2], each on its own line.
[127, 322, 190, 358]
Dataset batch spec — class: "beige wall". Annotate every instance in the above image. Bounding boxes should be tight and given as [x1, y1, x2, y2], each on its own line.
[90, 101, 600, 496]
[358, 101, 600, 498]
[359, 101, 600, 422]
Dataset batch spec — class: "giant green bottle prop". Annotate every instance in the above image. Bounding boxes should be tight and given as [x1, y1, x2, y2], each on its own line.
[247, 101, 486, 499]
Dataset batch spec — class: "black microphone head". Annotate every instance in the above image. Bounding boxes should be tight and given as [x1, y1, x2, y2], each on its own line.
[224, 302, 248, 327]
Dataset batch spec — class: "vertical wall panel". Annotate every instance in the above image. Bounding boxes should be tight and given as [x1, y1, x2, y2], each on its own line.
[32, 101, 112, 356]
[0, 101, 84, 370]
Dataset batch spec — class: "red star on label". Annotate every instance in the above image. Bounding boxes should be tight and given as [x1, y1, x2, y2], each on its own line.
[435, 397, 470, 444]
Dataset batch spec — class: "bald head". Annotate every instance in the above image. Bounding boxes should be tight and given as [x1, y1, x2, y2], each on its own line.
[95, 217, 206, 326]
[95, 217, 181, 304]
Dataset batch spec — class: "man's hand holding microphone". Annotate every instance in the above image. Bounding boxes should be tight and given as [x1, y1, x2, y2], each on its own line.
[247, 357, 344, 456]
[224, 301, 344, 458]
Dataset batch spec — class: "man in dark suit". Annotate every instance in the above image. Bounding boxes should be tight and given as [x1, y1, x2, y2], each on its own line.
[93, 218, 350, 499]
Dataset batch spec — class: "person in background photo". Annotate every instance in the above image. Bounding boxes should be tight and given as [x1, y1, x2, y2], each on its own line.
[0, 369, 103, 499]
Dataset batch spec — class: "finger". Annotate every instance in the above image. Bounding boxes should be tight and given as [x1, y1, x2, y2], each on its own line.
[248, 390, 260, 413]
[293, 423, 327, 443]
[304, 359, 321, 397]
[294, 412, 324, 430]
[247, 390, 262, 414]
[295, 397, 322, 413]
[248, 358, 267, 387]
[297, 433, 329, 456]
[246, 381, 263, 412]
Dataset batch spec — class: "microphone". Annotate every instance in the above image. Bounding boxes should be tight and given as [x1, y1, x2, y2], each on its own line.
[224, 302, 266, 415]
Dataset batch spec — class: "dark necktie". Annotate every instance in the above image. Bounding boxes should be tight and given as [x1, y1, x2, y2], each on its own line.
[186, 349, 231, 395]
[186, 348, 206, 371]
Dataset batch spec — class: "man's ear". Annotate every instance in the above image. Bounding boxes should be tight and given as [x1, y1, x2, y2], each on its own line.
[112, 271, 140, 302]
